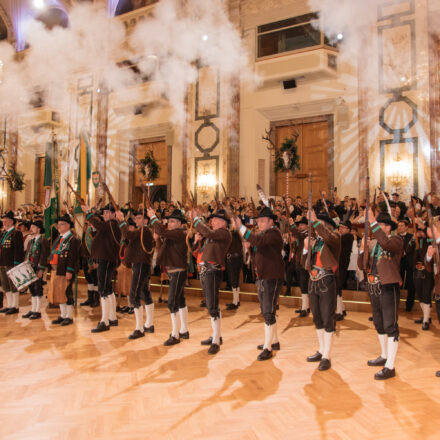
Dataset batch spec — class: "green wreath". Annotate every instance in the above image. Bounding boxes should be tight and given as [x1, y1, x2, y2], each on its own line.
[6, 167, 26, 192]
[274, 137, 300, 174]
[139, 150, 160, 181]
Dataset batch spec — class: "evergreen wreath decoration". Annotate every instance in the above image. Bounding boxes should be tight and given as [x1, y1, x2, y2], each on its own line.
[274, 137, 300, 174]
[139, 150, 160, 181]
[6, 167, 26, 192]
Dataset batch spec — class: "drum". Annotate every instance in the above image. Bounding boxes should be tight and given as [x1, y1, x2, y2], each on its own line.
[7, 261, 38, 292]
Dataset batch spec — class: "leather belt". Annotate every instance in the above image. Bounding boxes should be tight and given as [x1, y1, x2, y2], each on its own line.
[310, 267, 333, 281]
[198, 262, 222, 271]
[367, 274, 380, 285]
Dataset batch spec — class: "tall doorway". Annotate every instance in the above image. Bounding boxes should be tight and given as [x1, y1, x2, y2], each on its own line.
[272, 115, 334, 200]
[130, 138, 170, 208]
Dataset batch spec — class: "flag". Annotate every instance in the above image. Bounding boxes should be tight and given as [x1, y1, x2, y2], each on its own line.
[74, 130, 91, 214]
[43, 137, 60, 240]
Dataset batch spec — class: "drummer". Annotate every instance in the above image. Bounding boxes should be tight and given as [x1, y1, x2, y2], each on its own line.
[22, 220, 50, 320]
[0, 211, 24, 315]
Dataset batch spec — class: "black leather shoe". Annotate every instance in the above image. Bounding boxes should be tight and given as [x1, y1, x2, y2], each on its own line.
[0, 307, 10, 313]
[257, 342, 280, 351]
[318, 358, 331, 371]
[164, 335, 181, 346]
[179, 331, 190, 339]
[374, 367, 396, 380]
[143, 325, 154, 333]
[335, 313, 344, 321]
[307, 351, 323, 362]
[80, 299, 93, 307]
[295, 308, 302, 313]
[52, 316, 64, 325]
[120, 306, 130, 313]
[257, 348, 273, 361]
[29, 312, 41, 320]
[127, 307, 134, 314]
[367, 356, 387, 366]
[200, 300, 206, 308]
[343, 310, 347, 316]
[422, 322, 430, 331]
[226, 302, 240, 310]
[415, 317, 432, 324]
[201, 336, 223, 346]
[368, 316, 373, 321]
[299, 309, 309, 317]
[208, 343, 220, 354]
[22, 311, 34, 319]
[116, 306, 123, 312]
[91, 321, 110, 333]
[128, 329, 145, 340]
[436, 370, 440, 377]
[109, 319, 118, 327]
[61, 318, 74, 326]
[6, 307, 19, 315]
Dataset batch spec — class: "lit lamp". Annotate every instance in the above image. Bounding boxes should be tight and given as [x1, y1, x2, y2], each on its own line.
[197, 169, 217, 202]
[387, 153, 410, 192]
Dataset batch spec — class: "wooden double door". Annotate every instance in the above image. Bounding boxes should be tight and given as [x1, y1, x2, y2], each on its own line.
[274, 116, 333, 200]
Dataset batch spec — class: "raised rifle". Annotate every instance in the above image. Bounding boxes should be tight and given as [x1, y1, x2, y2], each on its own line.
[101, 182, 118, 212]
[305, 173, 313, 271]
[410, 196, 420, 250]
[364, 167, 370, 269]
[65, 179, 85, 205]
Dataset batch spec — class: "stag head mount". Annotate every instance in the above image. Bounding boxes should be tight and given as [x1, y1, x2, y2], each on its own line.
[262, 127, 276, 151]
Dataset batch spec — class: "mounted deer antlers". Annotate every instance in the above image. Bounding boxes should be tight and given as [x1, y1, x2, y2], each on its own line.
[262, 128, 276, 151]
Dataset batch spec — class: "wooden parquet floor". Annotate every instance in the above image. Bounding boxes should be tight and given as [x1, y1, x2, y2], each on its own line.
[1, 286, 440, 440]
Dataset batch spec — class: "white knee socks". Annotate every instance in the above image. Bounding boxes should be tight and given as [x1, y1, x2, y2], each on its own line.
[322, 331, 334, 359]
[12, 292, 19, 309]
[170, 312, 180, 338]
[263, 324, 274, 350]
[108, 293, 116, 321]
[31, 296, 37, 313]
[272, 322, 279, 344]
[145, 303, 154, 328]
[60, 303, 67, 318]
[211, 316, 221, 345]
[301, 293, 309, 310]
[232, 287, 240, 305]
[134, 307, 143, 331]
[5, 292, 12, 308]
[316, 328, 325, 354]
[66, 305, 73, 319]
[179, 306, 188, 333]
[422, 303, 431, 324]
[336, 296, 344, 314]
[385, 337, 399, 370]
[101, 297, 109, 325]
[35, 296, 42, 313]
[378, 333, 388, 359]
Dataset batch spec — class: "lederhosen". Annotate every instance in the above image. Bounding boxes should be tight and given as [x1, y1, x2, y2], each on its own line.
[81, 226, 97, 287]
[49, 233, 75, 306]
[308, 238, 337, 332]
[413, 238, 433, 306]
[367, 243, 400, 340]
[226, 231, 243, 289]
[26, 235, 46, 297]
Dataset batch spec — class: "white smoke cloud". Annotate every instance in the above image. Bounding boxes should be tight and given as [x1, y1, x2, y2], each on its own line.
[0, 0, 257, 127]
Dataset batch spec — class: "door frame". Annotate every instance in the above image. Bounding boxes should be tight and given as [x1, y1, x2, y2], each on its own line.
[269, 114, 334, 195]
[129, 136, 172, 202]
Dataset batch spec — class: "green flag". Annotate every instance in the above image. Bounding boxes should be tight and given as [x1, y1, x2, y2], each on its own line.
[43, 138, 59, 239]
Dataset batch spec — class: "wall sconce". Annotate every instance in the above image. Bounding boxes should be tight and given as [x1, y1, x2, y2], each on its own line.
[197, 169, 217, 201]
[387, 153, 410, 191]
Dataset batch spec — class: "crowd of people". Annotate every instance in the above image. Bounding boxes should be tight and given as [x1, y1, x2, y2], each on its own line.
[1, 189, 440, 381]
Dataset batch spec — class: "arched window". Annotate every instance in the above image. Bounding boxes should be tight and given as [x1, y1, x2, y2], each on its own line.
[36, 7, 68, 30]
[114, 0, 158, 16]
